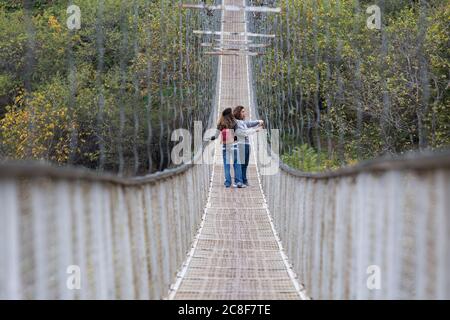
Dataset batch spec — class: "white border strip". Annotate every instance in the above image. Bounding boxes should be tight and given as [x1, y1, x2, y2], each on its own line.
[244, 0, 310, 300]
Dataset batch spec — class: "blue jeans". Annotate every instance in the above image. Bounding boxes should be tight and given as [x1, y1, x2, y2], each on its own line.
[237, 144, 251, 184]
[222, 144, 243, 187]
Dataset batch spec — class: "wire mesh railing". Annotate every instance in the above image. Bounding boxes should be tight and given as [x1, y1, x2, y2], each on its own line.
[249, 0, 449, 172]
[0, 0, 220, 300]
[248, 0, 450, 300]
[0, 0, 221, 176]
[257, 149, 450, 299]
[0, 156, 212, 299]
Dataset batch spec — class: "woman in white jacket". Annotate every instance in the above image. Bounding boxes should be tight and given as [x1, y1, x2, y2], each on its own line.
[233, 106, 264, 187]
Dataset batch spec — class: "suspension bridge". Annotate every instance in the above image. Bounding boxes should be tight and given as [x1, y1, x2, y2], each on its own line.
[0, 0, 449, 300]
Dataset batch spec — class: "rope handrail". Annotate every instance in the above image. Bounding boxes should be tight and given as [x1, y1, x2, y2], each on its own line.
[277, 150, 450, 180]
[245, 2, 449, 298]
[0, 142, 212, 186]
[257, 143, 450, 299]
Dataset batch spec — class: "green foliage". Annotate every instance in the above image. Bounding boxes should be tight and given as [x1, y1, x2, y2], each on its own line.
[282, 144, 341, 173]
[0, 0, 217, 174]
[255, 0, 450, 172]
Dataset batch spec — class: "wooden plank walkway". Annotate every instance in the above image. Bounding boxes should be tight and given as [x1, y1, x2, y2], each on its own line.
[168, 0, 307, 300]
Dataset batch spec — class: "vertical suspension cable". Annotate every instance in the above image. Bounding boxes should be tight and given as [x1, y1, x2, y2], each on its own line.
[322, 0, 333, 158]
[335, 0, 346, 162]
[23, 0, 36, 159]
[158, 0, 166, 171]
[118, 0, 129, 176]
[131, 0, 140, 175]
[294, 0, 304, 146]
[352, 0, 364, 160]
[379, 0, 393, 154]
[144, 0, 154, 173]
[417, 0, 431, 151]
[67, 0, 78, 165]
[95, 0, 106, 171]
[178, 0, 185, 130]
[312, 0, 322, 163]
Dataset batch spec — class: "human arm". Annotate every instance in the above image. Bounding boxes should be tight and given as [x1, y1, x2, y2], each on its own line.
[244, 120, 263, 128]
[234, 120, 260, 139]
[210, 128, 220, 141]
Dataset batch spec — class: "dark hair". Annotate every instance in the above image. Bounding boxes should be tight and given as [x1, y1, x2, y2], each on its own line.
[233, 105, 245, 120]
[217, 107, 236, 131]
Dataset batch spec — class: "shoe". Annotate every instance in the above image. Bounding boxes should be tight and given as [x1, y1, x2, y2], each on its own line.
[225, 185, 231, 188]
[232, 184, 237, 188]
[243, 182, 249, 187]
[237, 183, 246, 188]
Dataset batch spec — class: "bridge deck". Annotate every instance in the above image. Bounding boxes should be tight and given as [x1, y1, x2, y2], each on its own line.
[169, 0, 306, 300]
